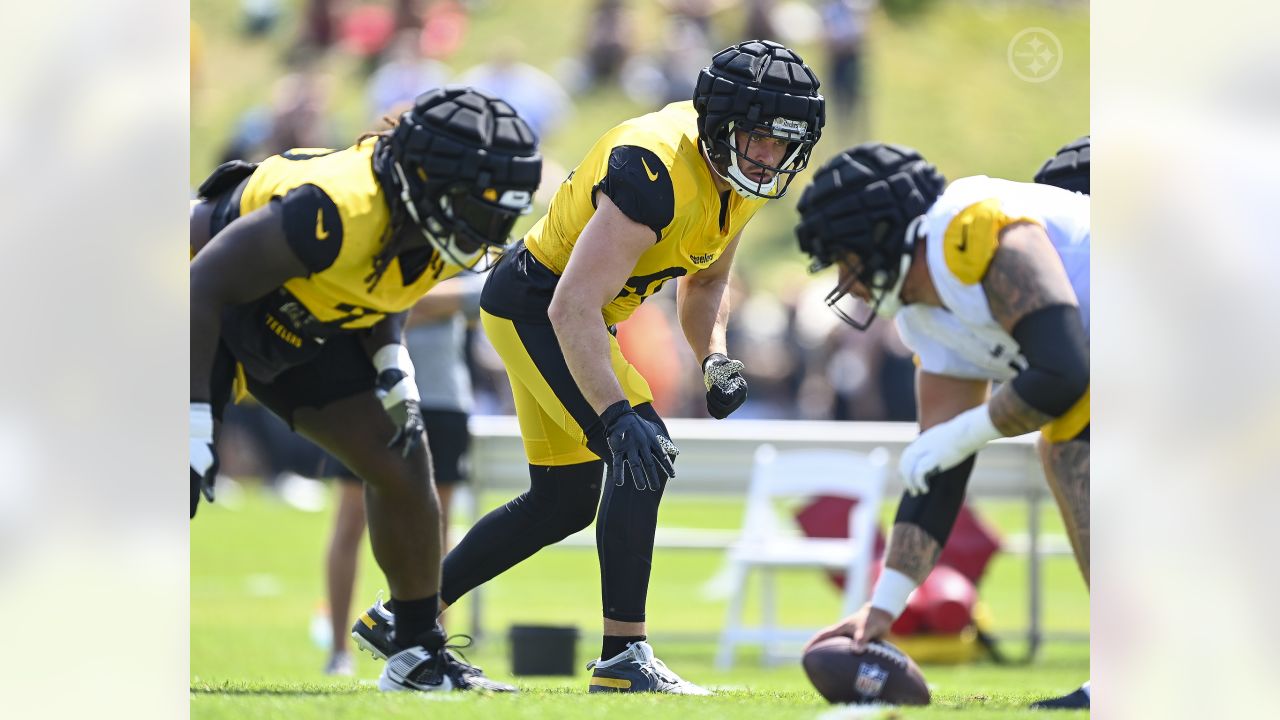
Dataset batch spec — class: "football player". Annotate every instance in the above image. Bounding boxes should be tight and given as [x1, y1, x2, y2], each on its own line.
[796, 142, 1090, 710]
[349, 40, 825, 694]
[190, 87, 541, 693]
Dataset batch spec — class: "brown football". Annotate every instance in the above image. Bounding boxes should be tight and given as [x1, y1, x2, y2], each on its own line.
[802, 636, 930, 706]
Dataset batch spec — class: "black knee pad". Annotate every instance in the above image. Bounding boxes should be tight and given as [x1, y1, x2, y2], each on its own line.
[518, 461, 605, 539]
[893, 455, 976, 546]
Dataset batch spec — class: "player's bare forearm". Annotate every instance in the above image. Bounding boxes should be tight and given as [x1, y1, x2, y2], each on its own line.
[363, 311, 407, 353]
[677, 273, 730, 361]
[884, 522, 942, 584]
[549, 303, 628, 413]
[987, 383, 1055, 436]
[189, 295, 223, 402]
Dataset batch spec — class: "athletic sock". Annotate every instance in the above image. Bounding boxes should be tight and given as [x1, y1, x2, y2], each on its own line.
[392, 594, 443, 650]
[601, 635, 646, 661]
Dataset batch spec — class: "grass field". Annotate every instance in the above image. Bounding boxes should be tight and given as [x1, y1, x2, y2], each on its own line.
[191, 484, 1089, 718]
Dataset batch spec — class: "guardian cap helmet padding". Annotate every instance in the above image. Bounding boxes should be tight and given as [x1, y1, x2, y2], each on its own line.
[796, 143, 945, 329]
[1033, 135, 1090, 195]
[694, 40, 824, 199]
[385, 86, 542, 269]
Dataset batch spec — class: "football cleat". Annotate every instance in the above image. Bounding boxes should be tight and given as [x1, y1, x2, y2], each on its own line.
[441, 639, 518, 693]
[1030, 683, 1090, 709]
[354, 596, 517, 692]
[351, 594, 397, 660]
[586, 640, 712, 695]
[378, 645, 454, 692]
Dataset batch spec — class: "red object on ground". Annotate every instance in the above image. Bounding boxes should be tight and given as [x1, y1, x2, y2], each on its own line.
[919, 564, 977, 633]
[794, 497, 999, 635]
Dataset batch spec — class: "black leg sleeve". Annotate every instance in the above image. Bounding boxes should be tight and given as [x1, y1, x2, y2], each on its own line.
[893, 455, 977, 546]
[440, 460, 603, 606]
[596, 403, 669, 623]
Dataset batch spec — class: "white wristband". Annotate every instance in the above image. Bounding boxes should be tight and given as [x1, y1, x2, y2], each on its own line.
[870, 568, 918, 619]
[191, 402, 213, 443]
[372, 343, 414, 377]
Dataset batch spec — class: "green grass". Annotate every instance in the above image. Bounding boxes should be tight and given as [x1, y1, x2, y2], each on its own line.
[192, 486, 1088, 718]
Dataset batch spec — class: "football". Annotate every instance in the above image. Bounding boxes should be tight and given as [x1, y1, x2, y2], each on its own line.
[802, 636, 931, 706]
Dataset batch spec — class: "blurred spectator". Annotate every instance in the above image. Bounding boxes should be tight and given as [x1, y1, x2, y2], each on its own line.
[744, 0, 780, 43]
[821, 0, 872, 142]
[393, 0, 423, 34]
[367, 29, 451, 118]
[653, 14, 715, 105]
[575, 0, 636, 92]
[419, 0, 469, 60]
[219, 66, 337, 163]
[657, 0, 736, 38]
[616, 299, 689, 417]
[297, 0, 338, 54]
[242, 0, 282, 38]
[458, 38, 572, 139]
[339, 3, 398, 64]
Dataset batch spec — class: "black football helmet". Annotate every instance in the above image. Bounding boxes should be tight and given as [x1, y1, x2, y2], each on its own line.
[795, 143, 945, 330]
[693, 40, 824, 199]
[1033, 135, 1090, 194]
[384, 86, 542, 270]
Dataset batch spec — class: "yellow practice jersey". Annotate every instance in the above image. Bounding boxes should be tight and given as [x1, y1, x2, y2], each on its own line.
[238, 139, 462, 334]
[525, 101, 767, 326]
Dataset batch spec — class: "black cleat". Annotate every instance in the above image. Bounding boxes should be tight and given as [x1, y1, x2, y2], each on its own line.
[1031, 684, 1090, 710]
[351, 594, 397, 661]
[587, 640, 712, 695]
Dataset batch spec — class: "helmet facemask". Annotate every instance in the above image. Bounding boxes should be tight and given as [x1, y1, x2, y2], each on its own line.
[821, 215, 923, 331]
[394, 161, 534, 273]
[707, 117, 816, 199]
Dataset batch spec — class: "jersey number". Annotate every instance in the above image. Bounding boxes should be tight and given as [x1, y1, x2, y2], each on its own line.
[616, 267, 687, 299]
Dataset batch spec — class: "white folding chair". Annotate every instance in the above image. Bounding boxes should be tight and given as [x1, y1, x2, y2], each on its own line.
[715, 443, 889, 669]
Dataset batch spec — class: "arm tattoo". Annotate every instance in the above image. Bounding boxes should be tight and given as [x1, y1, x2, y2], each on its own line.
[1043, 437, 1090, 585]
[983, 224, 1078, 435]
[982, 223, 1077, 333]
[885, 522, 942, 584]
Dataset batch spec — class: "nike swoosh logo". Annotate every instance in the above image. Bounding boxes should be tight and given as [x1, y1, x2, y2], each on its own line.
[640, 157, 659, 182]
[315, 209, 330, 240]
[957, 225, 968, 252]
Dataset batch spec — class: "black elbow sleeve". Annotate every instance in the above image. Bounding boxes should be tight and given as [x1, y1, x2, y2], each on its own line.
[1009, 304, 1089, 417]
[894, 455, 976, 546]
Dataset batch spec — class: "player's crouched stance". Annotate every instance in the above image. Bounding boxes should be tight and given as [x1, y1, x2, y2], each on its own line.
[795, 143, 1090, 709]
[351, 39, 824, 695]
[190, 87, 541, 693]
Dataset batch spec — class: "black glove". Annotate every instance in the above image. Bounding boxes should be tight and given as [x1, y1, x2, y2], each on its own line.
[191, 402, 218, 519]
[702, 353, 748, 419]
[377, 368, 425, 458]
[600, 400, 679, 491]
